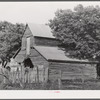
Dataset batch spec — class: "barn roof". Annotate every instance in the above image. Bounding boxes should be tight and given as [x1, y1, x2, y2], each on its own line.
[28, 23, 55, 38]
[33, 46, 97, 64]
[14, 49, 26, 62]
[13, 46, 98, 64]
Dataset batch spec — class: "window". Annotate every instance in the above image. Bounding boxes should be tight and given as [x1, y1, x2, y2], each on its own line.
[26, 37, 30, 55]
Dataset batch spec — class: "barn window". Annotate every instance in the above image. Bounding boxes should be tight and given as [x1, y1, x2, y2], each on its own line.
[26, 37, 30, 55]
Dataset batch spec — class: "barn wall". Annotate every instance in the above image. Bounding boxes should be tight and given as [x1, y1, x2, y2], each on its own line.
[22, 26, 60, 47]
[30, 48, 48, 65]
[49, 62, 97, 80]
[14, 48, 49, 82]
[22, 36, 34, 49]
[23, 26, 33, 37]
[21, 26, 35, 49]
[34, 37, 60, 46]
[29, 48, 49, 81]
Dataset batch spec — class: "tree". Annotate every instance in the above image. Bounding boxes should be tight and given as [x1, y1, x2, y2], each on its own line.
[48, 4, 100, 61]
[0, 21, 25, 62]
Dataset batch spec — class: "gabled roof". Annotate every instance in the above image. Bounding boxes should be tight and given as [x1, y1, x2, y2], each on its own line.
[33, 46, 97, 64]
[14, 49, 26, 62]
[34, 46, 70, 61]
[28, 23, 55, 38]
[13, 45, 98, 64]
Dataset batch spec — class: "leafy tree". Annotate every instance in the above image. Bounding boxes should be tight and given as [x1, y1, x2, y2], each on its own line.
[48, 4, 100, 61]
[0, 21, 25, 62]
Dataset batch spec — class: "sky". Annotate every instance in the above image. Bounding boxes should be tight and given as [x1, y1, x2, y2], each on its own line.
[0, 1, 100, 24]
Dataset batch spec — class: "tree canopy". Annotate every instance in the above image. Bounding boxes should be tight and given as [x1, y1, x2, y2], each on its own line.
[48, 4, 100, 61]
[0, 21, 25, 62]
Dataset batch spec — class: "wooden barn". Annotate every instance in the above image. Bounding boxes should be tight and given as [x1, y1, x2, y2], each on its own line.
[12, 23, 98, 82]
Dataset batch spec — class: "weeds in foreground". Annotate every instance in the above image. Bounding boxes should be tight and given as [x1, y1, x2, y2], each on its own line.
[1, 78, 100, 90]
[0, 78, 100, 90]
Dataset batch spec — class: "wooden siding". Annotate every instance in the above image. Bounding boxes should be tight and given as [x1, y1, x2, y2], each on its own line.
[30, 48, 48, 65]
[21, 35, 34, 50]
[49, 62, 97, 80]
[22, 26, 59, 47]
[34, 37, 60, 46]
[23, 26, 33, 38]
[21, 26, 35, 49]
[14, 47, 49, 82]
[26, 37, 31, 55]
[14, 48, 49, 71]
[29, 48, 49, 81]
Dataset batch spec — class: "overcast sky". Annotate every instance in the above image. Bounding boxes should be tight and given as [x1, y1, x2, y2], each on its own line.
[0, 1, 100, 24]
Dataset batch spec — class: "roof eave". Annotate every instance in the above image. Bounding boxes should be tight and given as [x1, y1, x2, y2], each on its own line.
[12, 47, 21, 58]
[34, 36, 57, 40]
[48, 59, 99, 64]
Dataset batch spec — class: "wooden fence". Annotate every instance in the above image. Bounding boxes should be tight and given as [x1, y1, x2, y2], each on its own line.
[1, 65, 48, 84]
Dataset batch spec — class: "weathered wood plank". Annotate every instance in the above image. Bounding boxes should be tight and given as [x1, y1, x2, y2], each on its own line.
[2, 65, 48, 84]
[49, 62, 97, 80]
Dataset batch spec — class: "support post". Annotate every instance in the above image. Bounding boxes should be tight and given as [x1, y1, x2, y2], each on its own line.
[58, 70, 62, 90]
[37, 66, 39, 83]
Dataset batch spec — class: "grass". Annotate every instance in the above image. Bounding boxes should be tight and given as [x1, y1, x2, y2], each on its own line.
[1, 78, 100, 90]
[61, 78, 100, 90]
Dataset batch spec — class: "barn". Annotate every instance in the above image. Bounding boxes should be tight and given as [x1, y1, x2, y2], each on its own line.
[13, 23, 98, 82]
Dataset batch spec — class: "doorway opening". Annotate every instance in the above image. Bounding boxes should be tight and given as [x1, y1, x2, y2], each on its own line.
[23, 58, 34, 68]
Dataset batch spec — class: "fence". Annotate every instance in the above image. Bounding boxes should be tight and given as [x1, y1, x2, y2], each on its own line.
[0, 65, 48, 84]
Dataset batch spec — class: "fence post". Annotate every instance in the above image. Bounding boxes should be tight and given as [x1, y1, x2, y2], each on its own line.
[58, 70, 62, 90]
[34, 67, 36, 83]
[43, 67, 45, 82]
[47, 67, 49, 82]
[82, 67, 84, 83]
[2, 68, 6, 84]
[37, 66, 39, 83]
[20, 63, 25, 83]
[48, 68, 49, 81]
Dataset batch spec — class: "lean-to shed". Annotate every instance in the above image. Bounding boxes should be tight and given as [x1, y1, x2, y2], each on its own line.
[13, 23, 98, 81]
